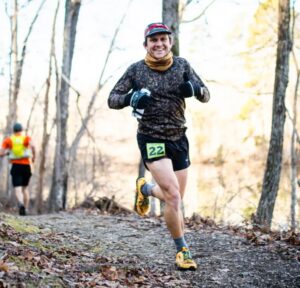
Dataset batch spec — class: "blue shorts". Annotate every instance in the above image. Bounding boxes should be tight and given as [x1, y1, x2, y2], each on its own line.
[137, 133, 190, 171]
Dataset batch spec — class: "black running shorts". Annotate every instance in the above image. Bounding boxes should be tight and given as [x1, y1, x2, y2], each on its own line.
[10, 164, 32, 187]
[137, 133, 190, 171]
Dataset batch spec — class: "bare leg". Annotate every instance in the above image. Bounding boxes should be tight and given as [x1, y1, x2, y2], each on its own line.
[146, 159, 196, 269]
[147, 158, 186, 239]
[151, 167, 188, 232]
[22, 186, 30, 209]
[175, 169, 188, 232]
[14, 187, 24, 206]
[151, 168, 188, 200]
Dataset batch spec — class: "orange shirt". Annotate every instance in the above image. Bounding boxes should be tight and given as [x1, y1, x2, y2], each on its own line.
[2, 133, 32, 165]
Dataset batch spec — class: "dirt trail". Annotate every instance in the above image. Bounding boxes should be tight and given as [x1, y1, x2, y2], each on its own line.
[0, 209, 299, 287]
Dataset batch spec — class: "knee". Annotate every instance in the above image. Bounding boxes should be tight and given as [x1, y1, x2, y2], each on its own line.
[163, 183, 181, 209]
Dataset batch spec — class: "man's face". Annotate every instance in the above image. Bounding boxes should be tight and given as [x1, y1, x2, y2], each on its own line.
[144, 33, 173, 59]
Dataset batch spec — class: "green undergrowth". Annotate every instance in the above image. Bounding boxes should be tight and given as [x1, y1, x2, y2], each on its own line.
[7, 255, 41, 274]
[1, 212, 40, 234]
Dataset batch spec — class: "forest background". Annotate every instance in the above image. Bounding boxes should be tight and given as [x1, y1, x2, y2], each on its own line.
[0, 0, 299, 231]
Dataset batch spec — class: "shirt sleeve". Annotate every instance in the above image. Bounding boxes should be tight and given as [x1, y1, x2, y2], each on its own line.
[186, 62, 210, 103]
[2, 138, 12, 149]
[108, 64, 136, 109]
[24, 136, 31, 147]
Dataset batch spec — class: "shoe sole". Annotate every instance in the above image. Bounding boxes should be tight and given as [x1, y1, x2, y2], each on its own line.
[135, 177, 149, 216]
[175, 264, 197, 271]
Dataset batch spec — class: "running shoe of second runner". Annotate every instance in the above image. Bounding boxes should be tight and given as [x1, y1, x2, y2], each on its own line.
[175, 247, 197, 271]
[135, 177, 150, 216]
[19, 204, 26, 216]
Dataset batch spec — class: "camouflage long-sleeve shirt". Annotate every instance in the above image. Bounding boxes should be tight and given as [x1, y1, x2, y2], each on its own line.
[108, 56, 210, 141]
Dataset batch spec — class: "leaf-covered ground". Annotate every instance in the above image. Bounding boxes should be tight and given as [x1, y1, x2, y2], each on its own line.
[0, 209, 299, 287]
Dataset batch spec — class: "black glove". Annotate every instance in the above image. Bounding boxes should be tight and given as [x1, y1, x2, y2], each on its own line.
[124, 88, 151, 109]
[179, 72, 204, 98]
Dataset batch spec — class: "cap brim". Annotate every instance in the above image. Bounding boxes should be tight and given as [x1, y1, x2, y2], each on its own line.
[146, 28, 172, 37]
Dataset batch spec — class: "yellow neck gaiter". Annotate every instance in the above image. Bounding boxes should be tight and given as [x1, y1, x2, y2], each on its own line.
[144, 52, 173, 71]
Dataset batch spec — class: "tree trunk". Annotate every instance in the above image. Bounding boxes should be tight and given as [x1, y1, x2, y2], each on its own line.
[162, 0, 179, 56]
[48, 0, 81, 212]
[0, 0, 18, 198]
[9, 0, 18, 127]
[36, 0, 60, 214]
[255, 0, 291, 228]
[290, 54, 299, 230]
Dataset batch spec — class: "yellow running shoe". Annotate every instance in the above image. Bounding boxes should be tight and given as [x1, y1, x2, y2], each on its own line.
[176, 247, 197, 271]
[135, 177, 150, 216]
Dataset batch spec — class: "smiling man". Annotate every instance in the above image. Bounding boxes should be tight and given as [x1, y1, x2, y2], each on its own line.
[108, 22, 210, 270]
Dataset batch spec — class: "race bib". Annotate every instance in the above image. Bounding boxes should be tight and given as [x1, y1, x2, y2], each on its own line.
[146, 143, 166, 159]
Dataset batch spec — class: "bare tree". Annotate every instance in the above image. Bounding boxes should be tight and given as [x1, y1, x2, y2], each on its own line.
[48, 0, 81, 212]
[36, 0, 60, 214]
[254, 0, 292, 228]
[290, 51, 299, 230]
[7, 0, 18, 128]
[289, 1, 299, 230]
[69, 0, 133, 161]
[66, 1, 133, 206]
[0, 0, 46, 197]
[6, 0, 46, 130]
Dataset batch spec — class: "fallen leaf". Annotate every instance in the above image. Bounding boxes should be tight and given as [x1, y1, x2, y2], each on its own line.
[0, 261, 9, 272]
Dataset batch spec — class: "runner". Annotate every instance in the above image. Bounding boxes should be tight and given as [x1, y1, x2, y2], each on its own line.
[0, 123, 35, 216]
[108, 22, 210, 270]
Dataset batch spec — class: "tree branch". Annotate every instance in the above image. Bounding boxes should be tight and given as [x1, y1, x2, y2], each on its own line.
[181, 0, 217, 24]
[69, 0, 133, 158]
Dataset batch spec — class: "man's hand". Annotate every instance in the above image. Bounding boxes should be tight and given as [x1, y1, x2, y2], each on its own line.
[125, 88, 151, 109]
[179, 72, 210, 103]
[179, 73, 203, 98]
[0, 150, 9, 157]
